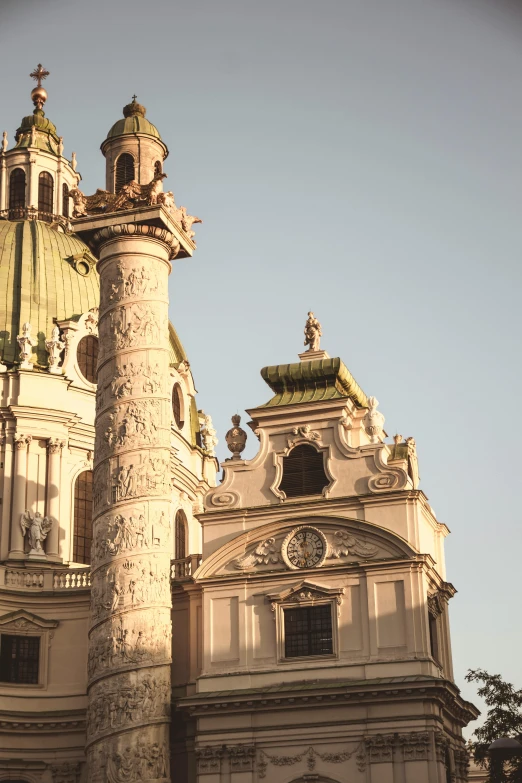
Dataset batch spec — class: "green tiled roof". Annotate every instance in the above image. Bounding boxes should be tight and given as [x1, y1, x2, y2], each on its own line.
[260, 357, 368, 408]
[15, 110, 61, 155]
[0, 221, 99, 366]
[106, 115, 162, 141]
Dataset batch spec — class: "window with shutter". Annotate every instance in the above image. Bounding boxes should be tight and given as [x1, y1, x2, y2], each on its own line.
[175, 510, 187, 559]
[77, 336, 98, 384]
[172, 384, 184, 429]
[9, 168, 26, 218]
[73, 470, 93, 564]
[115, 153, 135, 192]
[0, 634, 40, 684]
[279, 444, 329, 498]
[62, 182, 70, 217]
[38, 171, 54, 221]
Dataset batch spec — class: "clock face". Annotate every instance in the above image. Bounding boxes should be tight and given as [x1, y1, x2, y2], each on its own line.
[283, 527, 327, 569]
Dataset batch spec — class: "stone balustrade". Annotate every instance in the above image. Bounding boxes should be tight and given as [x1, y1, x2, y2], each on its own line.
[171, 554, 202, 581]
[1, 565, 91, 591]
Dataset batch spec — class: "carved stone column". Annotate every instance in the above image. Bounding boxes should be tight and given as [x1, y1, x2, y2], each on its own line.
[9, 433, 31, 559]
[46, 438, 65, 562]
[87, 224, 177, 782]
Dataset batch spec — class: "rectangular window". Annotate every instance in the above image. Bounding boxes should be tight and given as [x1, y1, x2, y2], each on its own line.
[0, 634, 40, 684]
[284, 605, 333, 658]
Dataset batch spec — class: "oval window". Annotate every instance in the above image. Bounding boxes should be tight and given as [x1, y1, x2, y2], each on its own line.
[77, 335, 98, 384]
[172, 383, 184, 429]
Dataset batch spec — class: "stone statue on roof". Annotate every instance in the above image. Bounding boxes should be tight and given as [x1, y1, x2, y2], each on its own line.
[304, 311, 322, 352]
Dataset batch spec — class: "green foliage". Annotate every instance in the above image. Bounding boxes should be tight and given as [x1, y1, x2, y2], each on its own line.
[466, 669, 522, 782]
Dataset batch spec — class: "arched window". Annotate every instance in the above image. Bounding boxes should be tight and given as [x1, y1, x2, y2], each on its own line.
[9, 168, 26, 218]
[62, 182, 70, 217]
[154, 160, 162, 176]
[175, 510, 187, 559]
[73, 470, 93, 564]
[172, 383, 184, 429]
[115, 153, 135, 192]
[77, 336, 98, 384]
[38, 171, 54, 220]
[279, 444, 329, 499]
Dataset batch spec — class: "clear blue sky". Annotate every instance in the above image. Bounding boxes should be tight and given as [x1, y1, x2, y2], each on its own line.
[2, 0, 521, 735]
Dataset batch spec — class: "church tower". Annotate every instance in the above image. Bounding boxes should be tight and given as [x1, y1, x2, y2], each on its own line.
[0, 72, 216, 780]
[172, 319, 479, 783]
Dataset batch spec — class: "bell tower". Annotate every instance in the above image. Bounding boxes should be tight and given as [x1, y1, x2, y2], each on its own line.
[100, 97, 168, 192]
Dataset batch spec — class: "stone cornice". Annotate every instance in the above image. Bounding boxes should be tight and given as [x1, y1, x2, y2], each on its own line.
[178, 676, 480, 726]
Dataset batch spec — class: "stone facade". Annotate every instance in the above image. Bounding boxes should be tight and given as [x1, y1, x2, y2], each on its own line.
[0, 76, 479, 783]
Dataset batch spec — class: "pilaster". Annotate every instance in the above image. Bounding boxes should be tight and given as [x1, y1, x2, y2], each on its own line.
[46, 437, 66, 562]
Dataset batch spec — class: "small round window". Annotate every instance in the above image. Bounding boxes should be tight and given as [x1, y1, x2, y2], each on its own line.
[77, 335, 98, 384]
[172, 383, 184, 429]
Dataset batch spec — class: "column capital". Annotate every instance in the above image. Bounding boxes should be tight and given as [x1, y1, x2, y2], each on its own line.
[47, 438, 66, 455]
[92, 222, 180, 260]
[14, 433, 32, 450]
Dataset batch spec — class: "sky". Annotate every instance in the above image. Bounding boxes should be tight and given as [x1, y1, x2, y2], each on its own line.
[2, 0, 522, 736]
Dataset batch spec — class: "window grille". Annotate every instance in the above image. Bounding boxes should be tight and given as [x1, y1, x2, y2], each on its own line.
[175, 510, 187, 559]
[283, 605, 333, 658]
[62, 182, 69, 217]
[115, 153, 135, 192]
[172, 383, 184, 429]
[38, 171, 54, 221]
[0, 634, 40, 684]
[9, 168, 26, 218]
[77, 335, 98, 384]
[73, 470, 93, 564]
[279, 444, 329, 498]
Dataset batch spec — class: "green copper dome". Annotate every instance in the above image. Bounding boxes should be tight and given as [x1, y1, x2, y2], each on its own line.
[0, 221, 99, 366]
[106, 98, 162, 141]
[15, 109, 61, 155]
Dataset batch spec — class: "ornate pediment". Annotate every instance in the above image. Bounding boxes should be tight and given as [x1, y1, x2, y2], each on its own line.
[0, 609, 59, 632]
[267, 580, 345, 611]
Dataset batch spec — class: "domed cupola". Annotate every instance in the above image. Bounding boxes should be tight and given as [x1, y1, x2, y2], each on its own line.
[100, 96, 168, 193]
[0, 64, 81, 225]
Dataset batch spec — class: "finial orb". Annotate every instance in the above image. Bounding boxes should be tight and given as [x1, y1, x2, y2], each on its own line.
[31, 85, 47, 111]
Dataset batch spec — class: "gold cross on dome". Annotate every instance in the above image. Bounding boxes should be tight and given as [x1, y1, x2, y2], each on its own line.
[29, 64, 50, 87]
[132, 94, 137, 102]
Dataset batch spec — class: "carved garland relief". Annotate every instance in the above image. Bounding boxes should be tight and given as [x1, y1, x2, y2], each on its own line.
[232, 526, 380, 571]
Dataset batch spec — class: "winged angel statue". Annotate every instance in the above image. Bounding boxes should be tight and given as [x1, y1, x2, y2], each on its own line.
[20, 510, 53, 556]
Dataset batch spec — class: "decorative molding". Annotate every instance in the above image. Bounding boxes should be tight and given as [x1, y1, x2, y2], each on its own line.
[229, 744, 256, 772]
[233, 537, 280, 571]
[287, 424, 321, 448]
[0, 609, 59, 631]
[397, 731, 431, 762]
[196, 746, 225, 775]
[257, 743, 364, 779]
[50, 762, 82, 783]
[328, 530, 378, 559]
[91, 222, 180, 258]
[267, 580, 345, 617]
[364, 734, 395, 763]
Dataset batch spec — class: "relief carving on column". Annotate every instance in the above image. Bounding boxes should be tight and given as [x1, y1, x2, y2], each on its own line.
[92, 507, 169, 564]
[87, 671, 170, 742]
[100, 260, 160, 309]
[109, 454, 171, 503]
[97, 302, 167, 364]
[100, 735, 169, 782]
[398, 731, 431, 761]
[97, 399, 166, 457]
[88, 612, 171, 681]
[90, 555, 170, 622]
